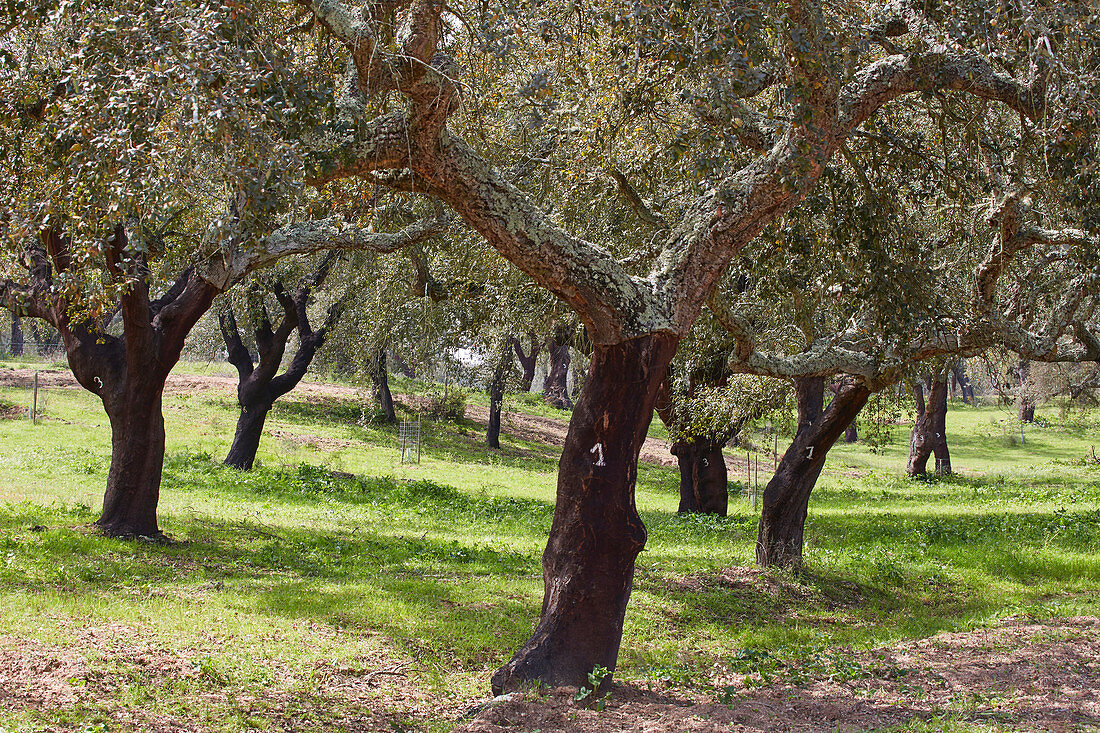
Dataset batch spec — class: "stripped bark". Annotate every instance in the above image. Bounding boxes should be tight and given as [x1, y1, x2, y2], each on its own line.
[512, 332, 540, 393]
[757, 378, 871, 568]
[222, 256, 344, 470]
[491, 333, 678, 694]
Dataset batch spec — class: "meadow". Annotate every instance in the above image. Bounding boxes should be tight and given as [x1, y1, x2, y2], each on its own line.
[0, 357, 1098, 732]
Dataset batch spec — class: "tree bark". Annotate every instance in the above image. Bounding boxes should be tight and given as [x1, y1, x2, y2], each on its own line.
[543, 325, 573, 410]
[371, 348, 397, 423]
[487, 341, 511, 449]
[491, 333, 678, 694]
[1017, 359, 1035, 422]
[96, 381, 167, 537]
[512, 332, 540, 393]
[10, 313, 23, 356]
[907, 372, 952, 476]
[224, 401, 273, 471]
[844, 422, 858, 443]
[671, 437, 728, 515]
[756, 377, 870, 569]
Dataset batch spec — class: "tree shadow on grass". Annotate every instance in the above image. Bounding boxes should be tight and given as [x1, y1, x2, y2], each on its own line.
[161, 453, 557, 528]
[0, 500, 542, 665]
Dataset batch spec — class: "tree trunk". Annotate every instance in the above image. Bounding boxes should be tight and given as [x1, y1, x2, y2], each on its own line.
[10, 313, 23, 356]
[844, 422, 858, 443]
[392, 353, 416, 379]
[371, 348, 397, 423]
[544, 339, 572, 409]
[95, 379, 168, 537]
[756, 378, 870, 569]
[1017, 359, 1035, 423]
[512, 333, 539, 393]
[671, 437, 728, 515]
[224, 401, 273, 470]
[907, 373, 951, 476]
[491, 333, 678, 694]
[951, 359, 974, 404]
[487, 342, 510, 449]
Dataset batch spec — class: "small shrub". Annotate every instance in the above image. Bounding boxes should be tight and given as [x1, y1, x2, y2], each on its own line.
[426, 387, 466, 421]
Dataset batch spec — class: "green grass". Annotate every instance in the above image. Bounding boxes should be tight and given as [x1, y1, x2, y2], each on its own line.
[0, 361, 1098, 731]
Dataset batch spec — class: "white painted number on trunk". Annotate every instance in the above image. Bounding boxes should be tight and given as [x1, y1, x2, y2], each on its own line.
[590, 443, 606, 467]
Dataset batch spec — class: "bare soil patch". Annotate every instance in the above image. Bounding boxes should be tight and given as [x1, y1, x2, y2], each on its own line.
[0, 367, 78, 390]
[457, 617, 1100, 733]
[0, 620, 462, 732]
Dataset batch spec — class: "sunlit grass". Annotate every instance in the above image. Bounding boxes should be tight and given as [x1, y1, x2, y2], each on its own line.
[0, 361, 1098, 731]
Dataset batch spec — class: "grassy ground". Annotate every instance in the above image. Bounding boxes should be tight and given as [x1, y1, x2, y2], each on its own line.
[0, 359, 1098, 732]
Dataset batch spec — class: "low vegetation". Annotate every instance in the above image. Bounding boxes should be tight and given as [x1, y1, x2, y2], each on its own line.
[0, 360, 1098, 732]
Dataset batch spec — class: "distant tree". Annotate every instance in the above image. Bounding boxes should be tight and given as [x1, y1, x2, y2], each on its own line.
[486, 339, 512, 449]
[542, 321, 574, 410]
[9, 313, 21, 356]
[511, 333, 540, 394]
[907, 368, 953, 477]
[221, 253, 346, 470]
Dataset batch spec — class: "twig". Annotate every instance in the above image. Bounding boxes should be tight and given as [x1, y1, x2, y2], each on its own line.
[362, 662, 412, 684]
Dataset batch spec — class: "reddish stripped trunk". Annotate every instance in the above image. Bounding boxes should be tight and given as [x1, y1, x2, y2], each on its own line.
[97, 382, 167, 537]
[224, 402, 273, 471]
[671, 438, 728, 515]
[492, 333, 678, 694]
[756, 378, 870, 569]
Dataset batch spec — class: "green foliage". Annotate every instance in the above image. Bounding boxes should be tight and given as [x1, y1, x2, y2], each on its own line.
[676, 375, 793, 444]
[858, 389, 904, 453]
[574, 665, 611, 710]
[426, 387, 467, 422]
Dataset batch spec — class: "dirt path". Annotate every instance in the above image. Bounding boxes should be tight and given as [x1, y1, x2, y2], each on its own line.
[0, 366, 684, 467]
[3, 616, 1096, 732]
[458, 616, 1100, 733]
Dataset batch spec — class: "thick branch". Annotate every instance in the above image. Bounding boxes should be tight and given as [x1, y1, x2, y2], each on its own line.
[609, 170, 666, 229]
[219, 309, 255, 382]
[839, 49, 1045, 133]
[200, 212, 447, 290]
[426, 136, 675, 344]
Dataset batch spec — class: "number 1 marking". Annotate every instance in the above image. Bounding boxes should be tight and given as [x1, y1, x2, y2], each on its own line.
[590, 443, 606, 467]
